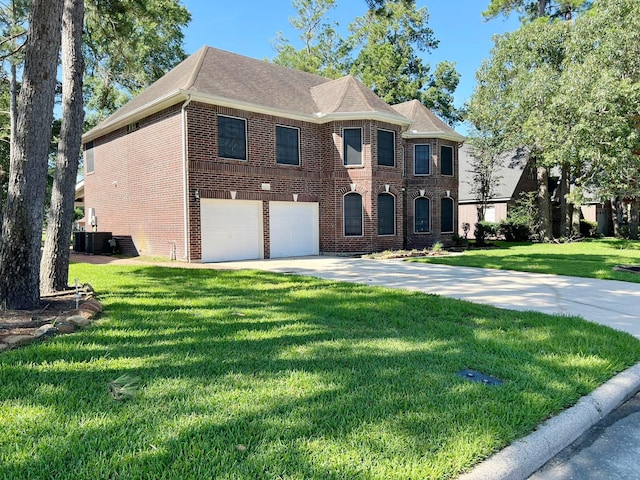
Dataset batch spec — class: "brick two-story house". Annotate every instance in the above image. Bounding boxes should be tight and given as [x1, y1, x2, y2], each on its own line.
[82, 46, 465, 262]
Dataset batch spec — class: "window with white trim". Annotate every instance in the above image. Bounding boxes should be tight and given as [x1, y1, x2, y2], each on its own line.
[441, 145, 454, 176]
[377, 193, 395, 235]
[276, 125, 300, 165]
[415, 197, 430, 233]
[377, 129, 395, 166]
[218, 115, 247, 160]
[344, 192, 363, 236]
[343, 128, 362, 166]
[441, 197, 454, 233]
[414, 144, 430, 175]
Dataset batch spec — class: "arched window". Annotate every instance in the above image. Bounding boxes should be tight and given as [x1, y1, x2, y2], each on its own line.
[344, 193, 363, 236]
[415, 197, 430, 233]
[377, 193, 395, 235]
[441, 197, 454, 233]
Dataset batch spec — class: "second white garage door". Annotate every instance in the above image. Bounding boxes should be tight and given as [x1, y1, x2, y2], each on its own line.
[200, 199, 263, 262]
[269, 201, 319, 258]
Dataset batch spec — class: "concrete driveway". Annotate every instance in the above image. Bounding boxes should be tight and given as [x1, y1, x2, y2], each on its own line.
[215, 256, 640, 339]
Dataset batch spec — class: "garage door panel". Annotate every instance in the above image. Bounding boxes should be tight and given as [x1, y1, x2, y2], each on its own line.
[201, 199, 263, 262]
[270, 201, 319, 258]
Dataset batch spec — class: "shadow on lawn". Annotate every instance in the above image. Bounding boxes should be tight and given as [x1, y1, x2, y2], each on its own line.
[2, 266, 640, 479]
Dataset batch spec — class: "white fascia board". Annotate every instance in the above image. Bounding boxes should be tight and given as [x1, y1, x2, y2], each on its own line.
[403, 131, 466, 142]
[82, 90, 189, 143]
[459, 198, 511, 204]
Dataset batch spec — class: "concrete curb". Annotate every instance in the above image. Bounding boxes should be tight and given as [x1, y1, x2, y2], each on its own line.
[459, 362, 640, 480]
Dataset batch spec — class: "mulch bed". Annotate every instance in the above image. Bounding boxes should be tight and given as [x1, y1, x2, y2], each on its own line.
[0, 290, 81, 336]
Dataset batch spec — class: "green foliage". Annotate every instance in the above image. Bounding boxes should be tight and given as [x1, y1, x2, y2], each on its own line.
[509, 191, 538, 224]
[348, 1, 462, 123]
[474, 220, 499, 246]
[483, 0, 592, 22]
[580, 220, 598, 238]
[1, 262, 638, 478]
[499, 218, 531, 241]
[476, 0, 640, 235]
[274, 0, 462, 124]
[83, 0, 191, 123]
[272, 0, 348, 78]
[431, 241, 443, 253]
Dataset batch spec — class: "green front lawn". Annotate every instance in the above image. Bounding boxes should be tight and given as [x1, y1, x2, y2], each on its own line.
[1, 262, 639, 479]
[411, 239, 640, 282]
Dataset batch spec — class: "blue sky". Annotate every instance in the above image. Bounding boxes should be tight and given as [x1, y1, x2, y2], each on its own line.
[180, 1, 519, 122]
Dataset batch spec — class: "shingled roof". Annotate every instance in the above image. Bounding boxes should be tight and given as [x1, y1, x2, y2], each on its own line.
[392, 99, 465, 142]
[458, 143, 531, 202]
[84, 46, 411, 142]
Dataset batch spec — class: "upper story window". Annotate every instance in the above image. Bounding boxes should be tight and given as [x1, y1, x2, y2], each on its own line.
[84, 141, 94, 174]
[377, 193, 395, 235]
[414, 144, 430, 175]
[344, 192, 363, 236]
[377, 129, 395, 167]
[276, 125, 300, 165]
[343, 128, 362, 166]
[415, 197, 430, 233]
[441, 197, 454, 233]
[218, 115, 247, 160]
[441, 145, 454, 176]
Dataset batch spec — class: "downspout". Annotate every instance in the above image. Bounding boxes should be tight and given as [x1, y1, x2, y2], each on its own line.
[181, 95, 192, 262]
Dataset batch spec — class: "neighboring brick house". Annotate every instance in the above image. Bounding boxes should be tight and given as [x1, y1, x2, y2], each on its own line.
[82, 46, 465, 262]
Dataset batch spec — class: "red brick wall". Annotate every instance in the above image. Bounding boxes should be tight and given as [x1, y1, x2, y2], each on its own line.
[185, 103, 325, 260]
[83, 105, 186, 258]
[86, 100, 460, 260]
[404, 138, 459, 249]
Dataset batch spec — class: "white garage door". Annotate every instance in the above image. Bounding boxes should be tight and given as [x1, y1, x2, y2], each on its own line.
[200, 199, 263, 262]
[270, 201, 319, 258]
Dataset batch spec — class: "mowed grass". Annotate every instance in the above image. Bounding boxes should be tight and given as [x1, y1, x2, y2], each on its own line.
[1, 263, 640, 479]
[411, 238, 640, 282]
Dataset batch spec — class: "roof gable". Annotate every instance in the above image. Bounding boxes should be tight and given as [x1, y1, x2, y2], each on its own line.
[392, 99, 465, 142]
[311, 75, 403, 118]
[458, 143, 531, 202]
[84, 46, 411, 142]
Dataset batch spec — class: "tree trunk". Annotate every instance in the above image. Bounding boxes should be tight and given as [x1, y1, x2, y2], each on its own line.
[611, 197, 622, 238]
[536, 164, 551, 241]
[629, 198, 639, 240]
[41, 0, 85, 294]
[559, 164, 570, 237]
[0, 0, 64, 310]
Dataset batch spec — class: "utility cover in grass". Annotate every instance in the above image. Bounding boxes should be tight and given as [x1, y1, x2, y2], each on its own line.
[457, 369, 504, 386]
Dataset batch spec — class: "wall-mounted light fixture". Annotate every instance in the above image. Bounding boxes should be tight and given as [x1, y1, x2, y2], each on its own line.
[230, 191, 237, 200]
[194, 189, 200, 199]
